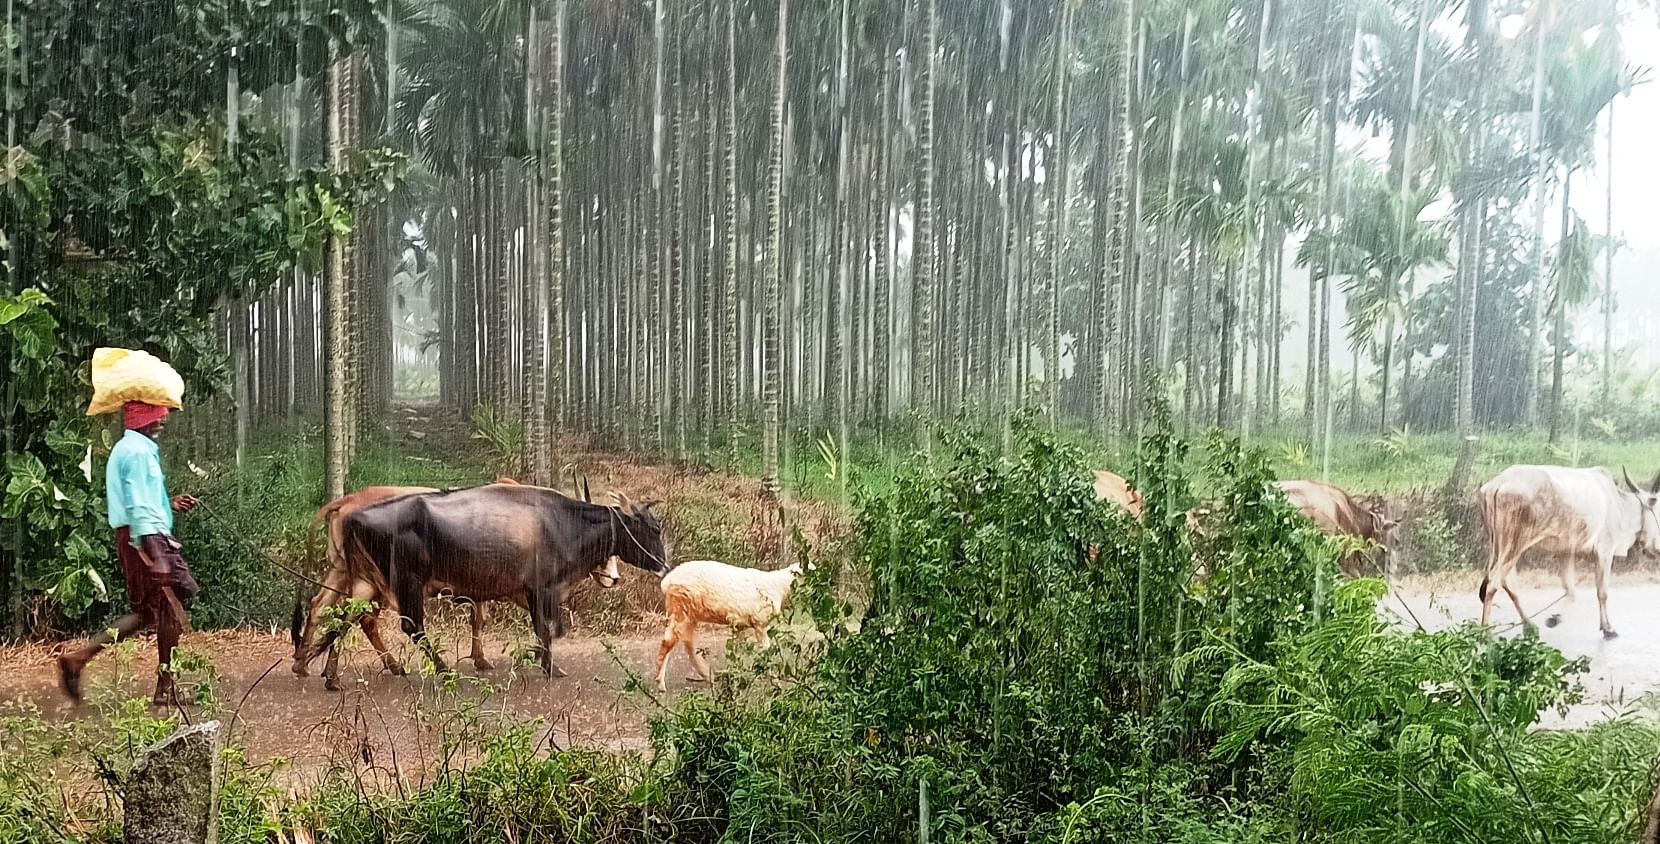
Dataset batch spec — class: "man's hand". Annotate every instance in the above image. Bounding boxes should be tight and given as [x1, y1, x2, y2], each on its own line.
[171, 494, 199, 513]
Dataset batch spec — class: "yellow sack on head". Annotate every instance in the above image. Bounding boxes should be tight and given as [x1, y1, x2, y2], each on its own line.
[85, 347, 185, 416]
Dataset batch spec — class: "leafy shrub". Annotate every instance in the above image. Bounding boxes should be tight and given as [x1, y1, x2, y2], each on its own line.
[1398, 509, 1471, 573]
[647, 400, 1343, 841]
[1202, 577, 1657, 843]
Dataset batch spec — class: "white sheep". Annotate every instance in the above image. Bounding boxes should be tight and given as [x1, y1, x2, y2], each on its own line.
[654, 559, 802, 691]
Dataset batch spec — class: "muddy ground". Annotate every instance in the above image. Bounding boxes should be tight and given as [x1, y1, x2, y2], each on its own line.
[0, 616, 733, 792]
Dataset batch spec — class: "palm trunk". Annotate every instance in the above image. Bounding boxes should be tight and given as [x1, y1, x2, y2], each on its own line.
[1047, 0, 1072, 424]
[324, 42, 352, 499]
[1523, 19, 1549, 428]
[760, 0, 788, 496]
[913, 0, 938, 434]
[1378, 315, 1395, 436]
[724, 0, 743, 468]
[1548, 170, 1573, 444]
[1602, 99, 1615, 407]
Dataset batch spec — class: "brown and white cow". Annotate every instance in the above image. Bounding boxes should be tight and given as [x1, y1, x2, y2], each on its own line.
[1275, 480, 1398, 577]
[1092, 470, 1145, 520]
[1478, 465, 1660, 639]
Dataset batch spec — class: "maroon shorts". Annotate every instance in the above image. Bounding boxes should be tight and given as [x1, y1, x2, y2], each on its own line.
[115, 527, 163, 614]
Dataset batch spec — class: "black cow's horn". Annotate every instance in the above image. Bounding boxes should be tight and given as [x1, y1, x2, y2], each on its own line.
[1648, 470, 1660, 495]
[582, 474, 592, 503]
[1622, 468, 1641, 494]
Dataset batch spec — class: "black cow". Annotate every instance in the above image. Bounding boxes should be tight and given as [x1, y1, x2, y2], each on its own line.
[340, 484, 668, 678]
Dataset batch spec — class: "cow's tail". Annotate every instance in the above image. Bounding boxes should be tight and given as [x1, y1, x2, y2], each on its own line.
[290, 584, 307, 649]
[1477, 485, 1509, 603]
[312, 494, 354, 568]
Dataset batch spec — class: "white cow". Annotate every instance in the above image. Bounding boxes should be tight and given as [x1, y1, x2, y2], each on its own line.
[1478, 465, 1660, 639]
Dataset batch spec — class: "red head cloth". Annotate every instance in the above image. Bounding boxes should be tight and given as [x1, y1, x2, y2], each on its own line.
[123, 401, 170, 430]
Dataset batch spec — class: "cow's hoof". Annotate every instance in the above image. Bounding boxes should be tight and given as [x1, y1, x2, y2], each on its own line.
[1603, 628, 1620, 641]
[387, 664, 407, 677]
[324, 677, 342, 692]
[291, 664, 309, 678]
[686, 675, 709, 683]
[473, 657, 495, 672]
[546, 664, 569, 679]
[1545, 614, 1562, 628]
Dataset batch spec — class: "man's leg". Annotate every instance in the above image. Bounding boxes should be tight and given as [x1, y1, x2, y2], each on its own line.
[57, 611, 153, 702]
[152, 590, 185, 706]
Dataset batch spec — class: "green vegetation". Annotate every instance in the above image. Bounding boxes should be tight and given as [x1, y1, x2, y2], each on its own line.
[3, 415, 1656, 842]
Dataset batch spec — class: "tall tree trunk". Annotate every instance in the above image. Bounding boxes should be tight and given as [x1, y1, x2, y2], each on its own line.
[1047, 0, 1072, 424]
[830, 0, 852, 497]
[1522, 17, 1549, 428]
[1602, 99, 1615, 408]
[872, 47, 893, 426]
[1378, 315, 1395, 436]
[1548, 170, 1573, 444]
[760, 0, 788, 497]
[724, 0, 743, 469]
[324, 42, 352, 499]
[912, 0, 938, 435]
[669, 9, 688, 458]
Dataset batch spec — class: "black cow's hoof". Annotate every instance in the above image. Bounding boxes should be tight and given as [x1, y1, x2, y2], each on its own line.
[1545, 614, 1562, 628]
[387, 664, 407, 677]
[546, 664, 569, 679]
[473, 657, 495, 672]
[325, 677, 342, 692]
[1603, 628, 1620, 641]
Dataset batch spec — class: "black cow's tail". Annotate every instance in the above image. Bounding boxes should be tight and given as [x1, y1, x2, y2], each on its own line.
[290, 584, 306, 649]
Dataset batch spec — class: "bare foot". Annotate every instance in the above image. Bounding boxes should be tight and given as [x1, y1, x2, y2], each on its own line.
[57, 656, 84, 703]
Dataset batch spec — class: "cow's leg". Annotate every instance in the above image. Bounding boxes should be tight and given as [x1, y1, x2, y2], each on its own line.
[1500, 571, 1528, 626]
[322, 638, 344, 691]
[293, 571, 351, 676]
[1479, 551, 1508, 626]
[1595, 554, 1618, 639]
[655, 618, 682, 692]
[683, 623, 711, 683]
[1547, 555, 1580, 629]
[468, 602, 494, 671]
[395, 577, 446, 674]
[361, 613, 406, 675]
[526, 589, 568, 679]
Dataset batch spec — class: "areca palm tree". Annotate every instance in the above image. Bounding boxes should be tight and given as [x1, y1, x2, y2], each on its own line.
[1335, 177, 1449, 433]
[393, 0, 526, 415]
[761, 0, 788, 497]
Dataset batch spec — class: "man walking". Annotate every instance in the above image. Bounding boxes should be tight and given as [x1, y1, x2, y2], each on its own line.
[58, 400, 201, 706]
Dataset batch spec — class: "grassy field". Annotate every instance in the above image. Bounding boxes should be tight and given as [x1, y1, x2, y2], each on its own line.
[713, 420, 1660, 502]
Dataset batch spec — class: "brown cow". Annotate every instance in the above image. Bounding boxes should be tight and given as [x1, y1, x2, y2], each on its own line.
[291, 478, 522, 690]
[1092, 470, 1144, 519]
[1275, 480, 1398, 576]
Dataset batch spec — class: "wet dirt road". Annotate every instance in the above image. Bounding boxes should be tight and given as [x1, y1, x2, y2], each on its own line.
[1388, 572, 1660, 727]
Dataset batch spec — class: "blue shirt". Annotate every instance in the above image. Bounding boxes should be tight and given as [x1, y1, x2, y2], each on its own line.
[106, 429, 172, 545]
